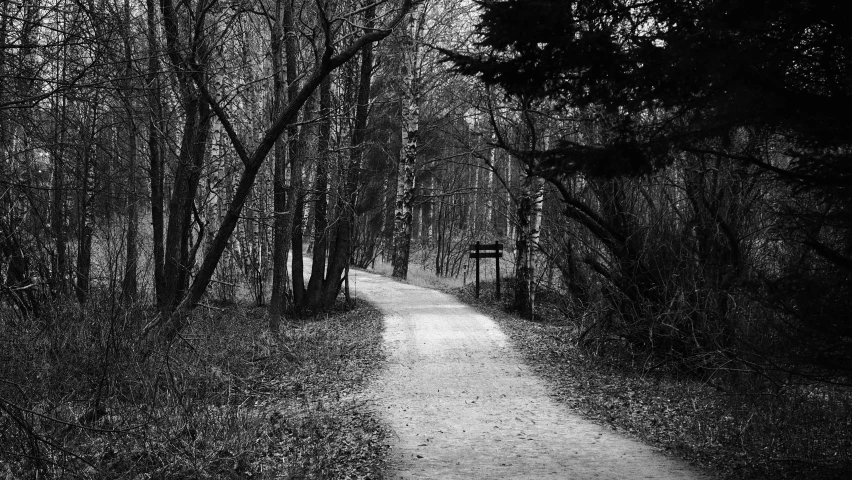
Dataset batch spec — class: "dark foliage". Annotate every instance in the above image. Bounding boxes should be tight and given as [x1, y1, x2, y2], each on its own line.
[447, 0, 852, 380]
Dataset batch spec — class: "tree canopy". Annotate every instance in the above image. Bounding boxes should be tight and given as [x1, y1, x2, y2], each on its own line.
[447, 0, 852, 188]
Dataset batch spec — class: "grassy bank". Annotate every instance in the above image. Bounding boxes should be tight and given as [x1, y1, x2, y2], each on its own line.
[0, 296, 388, 479]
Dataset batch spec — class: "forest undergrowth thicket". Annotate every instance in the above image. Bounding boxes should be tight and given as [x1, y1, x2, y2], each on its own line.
[0, 295, 388, 479]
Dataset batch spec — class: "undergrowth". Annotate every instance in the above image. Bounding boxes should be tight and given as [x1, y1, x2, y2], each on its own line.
[0, 293, 388, 479]
[454, 281, 852, 480]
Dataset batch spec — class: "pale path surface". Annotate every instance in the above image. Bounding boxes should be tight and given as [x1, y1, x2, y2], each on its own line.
[352, 269, 709, 480]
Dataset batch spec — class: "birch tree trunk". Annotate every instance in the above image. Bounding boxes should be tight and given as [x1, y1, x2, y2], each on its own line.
[486, 141, 494, 231]
[425, 174, 433, 242]
[472, 159, 480, 233]
[514, 164, 544, 317]
[528, 176, 545, 313]
[391, 8, 420, 279]
[506, 154, 514, 241]
[514, 174, 532, 316]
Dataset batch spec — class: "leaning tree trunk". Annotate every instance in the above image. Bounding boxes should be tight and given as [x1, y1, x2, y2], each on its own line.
[392, 9, 420, 280]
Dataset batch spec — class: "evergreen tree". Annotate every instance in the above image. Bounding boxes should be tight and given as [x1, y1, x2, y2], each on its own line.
[447, 0, 852, 376]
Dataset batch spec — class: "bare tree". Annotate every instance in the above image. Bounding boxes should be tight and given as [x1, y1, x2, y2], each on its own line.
[143, 0, 413, 344]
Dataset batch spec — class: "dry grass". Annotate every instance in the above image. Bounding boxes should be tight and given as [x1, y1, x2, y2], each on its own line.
[0, 293, 388, 479]
[364, 257, 470, 292]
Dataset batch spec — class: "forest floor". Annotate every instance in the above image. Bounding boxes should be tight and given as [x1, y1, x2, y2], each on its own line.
[448, 283, 852, 480]
[352, 268, 707, 479]
[361, 260, 852, 480]
[0, 296, 389, 479]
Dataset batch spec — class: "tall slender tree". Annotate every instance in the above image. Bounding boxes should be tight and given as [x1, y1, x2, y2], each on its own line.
[391, 4, 422, 279]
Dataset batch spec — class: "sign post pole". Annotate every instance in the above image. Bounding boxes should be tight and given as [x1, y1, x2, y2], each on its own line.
[469, 241, 502, 300]
[495, 253, 501, 300]
[475, 241, 480, 298]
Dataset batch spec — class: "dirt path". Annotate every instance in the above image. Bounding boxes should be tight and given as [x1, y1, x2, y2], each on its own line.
[352, 269, 709, 479]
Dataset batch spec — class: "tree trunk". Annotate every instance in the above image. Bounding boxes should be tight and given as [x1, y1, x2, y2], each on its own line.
[506, 154, 514, 241]
[320, 10, 375, 305]
[472, 160, 480, 233]
[268, 0, 290, 332]
[392, 9, 420, 280]
[305, 77, 331, 305]
[528, 176, 545, 314]
[286, 4, 306, 307]
[121, 0, 138, 301]
[75, 115, 95, 304]
[486, 141, 494, 231]
[146, 0, 165, 305]
[0, 1, 8, 158]
[51, 89, 67, 296]
[160, 95, 211, 312]
[122, 120, 139, 301]
[514, 177, 533, 316]
[157, 0, 213, 313]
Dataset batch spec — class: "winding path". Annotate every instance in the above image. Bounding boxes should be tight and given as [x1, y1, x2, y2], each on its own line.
[352, 268, 709, 479]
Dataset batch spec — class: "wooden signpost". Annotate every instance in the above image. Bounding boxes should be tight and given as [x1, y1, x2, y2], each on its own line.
[469, 241, 502, 299]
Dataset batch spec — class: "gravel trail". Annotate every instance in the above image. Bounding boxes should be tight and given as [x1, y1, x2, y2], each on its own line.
[353, 268, 709, 479]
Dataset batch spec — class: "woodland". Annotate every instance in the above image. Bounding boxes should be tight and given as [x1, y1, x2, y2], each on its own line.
[1, 0, 851, 477]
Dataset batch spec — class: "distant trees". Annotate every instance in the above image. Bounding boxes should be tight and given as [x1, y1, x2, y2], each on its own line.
[2, 0, 133, 312]
[0, 0, 413, 334]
